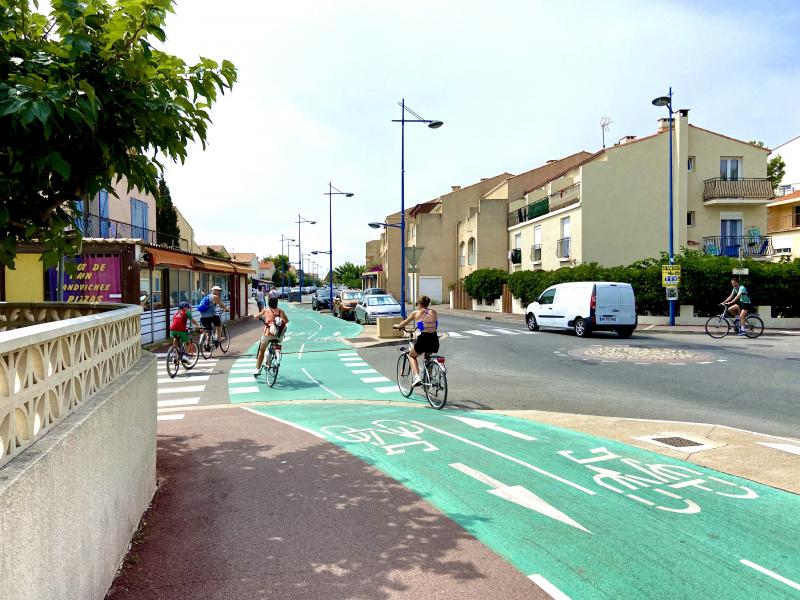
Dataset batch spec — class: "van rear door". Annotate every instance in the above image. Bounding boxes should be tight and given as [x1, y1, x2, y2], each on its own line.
[595, 284, 622, 326]
[618, 284, 637, 325]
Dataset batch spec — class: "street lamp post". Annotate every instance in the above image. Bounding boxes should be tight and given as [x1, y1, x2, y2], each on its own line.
[295, 214, 315, 299]
[652, 88, 676, 326]
[279, 234, 295, 296]
[324, 182, 354, 309]
[392, 100, 443, 318]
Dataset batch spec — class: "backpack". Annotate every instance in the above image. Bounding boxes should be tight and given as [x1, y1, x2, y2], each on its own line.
[196, 294, 212, 313]
[171, 309, 188, 330]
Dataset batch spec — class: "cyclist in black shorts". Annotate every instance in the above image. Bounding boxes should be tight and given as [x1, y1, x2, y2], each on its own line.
[393, 295, 439, 387]
[722, 276, 752, 336]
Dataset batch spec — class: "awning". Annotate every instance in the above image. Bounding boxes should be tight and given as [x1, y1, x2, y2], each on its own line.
[234, 264, 256, 275]
[148, 247, 195, 269]
[194, 257, 237, 273]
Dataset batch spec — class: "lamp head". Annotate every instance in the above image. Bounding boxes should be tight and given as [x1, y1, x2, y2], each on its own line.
[368, 222, 383, 229]
[345, 193, 354, 198]
[309, 220, 317, 225]
[652, 96, 671, 107]
[427, 120, 444, 129]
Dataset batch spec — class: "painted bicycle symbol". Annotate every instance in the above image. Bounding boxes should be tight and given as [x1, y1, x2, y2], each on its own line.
[320, 420, 439, 455]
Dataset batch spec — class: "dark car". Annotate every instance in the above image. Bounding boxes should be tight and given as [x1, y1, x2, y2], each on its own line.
[312, 289, 333, 311]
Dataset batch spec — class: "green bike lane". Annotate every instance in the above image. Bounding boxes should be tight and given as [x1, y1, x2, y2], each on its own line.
[228, 305, 800, 598]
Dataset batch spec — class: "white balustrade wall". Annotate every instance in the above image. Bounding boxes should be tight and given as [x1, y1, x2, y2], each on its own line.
[0, 303, 142, 468]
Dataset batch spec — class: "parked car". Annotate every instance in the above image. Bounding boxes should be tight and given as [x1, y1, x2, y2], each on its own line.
[362, 287, 386, 296]
[524, 282, 637, 338]
[354, 294, 402, 325]
[333, 289, 362, 319]
[312, 289, 333, 310]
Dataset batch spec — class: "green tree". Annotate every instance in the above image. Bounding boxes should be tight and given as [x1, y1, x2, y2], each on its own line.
[333, 262, 364, 289]
[749, 141, 786, 191]
[155, 178, 180, 247]
[0, 0, 237, 268]
[204, 247, 227, 259]
[464, 268, 507, 301]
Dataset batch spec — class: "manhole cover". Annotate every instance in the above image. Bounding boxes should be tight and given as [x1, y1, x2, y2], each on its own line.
[651, 436, 702, 448]
[568, 345, 713, 363]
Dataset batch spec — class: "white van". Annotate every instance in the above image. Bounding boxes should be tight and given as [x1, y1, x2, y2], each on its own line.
[524, 282, 637, 338]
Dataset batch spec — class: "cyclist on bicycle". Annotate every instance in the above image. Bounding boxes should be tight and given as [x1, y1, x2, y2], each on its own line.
[393, 295, 439, 387]
[169, 301, 200, 363]
[198, 285, 229, 346]
[253, 296, 289, 377]
[722, 277, 752, 336]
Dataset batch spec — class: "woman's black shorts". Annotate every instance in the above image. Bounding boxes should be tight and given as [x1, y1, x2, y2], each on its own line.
[738, 302, 752, 312]
[413, 331, 440, 355]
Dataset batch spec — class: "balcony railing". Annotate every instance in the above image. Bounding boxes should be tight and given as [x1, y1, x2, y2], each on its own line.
[767, 213, 800, 233]
[702, 236, 774, 258]
[530, 244, 542, 262]
[77, 215, 188, 249]
[510, 248, 522, 265]
[703, 178, 774, 201]
[556, 237, 571, 259]
[508, 183, 581, 227]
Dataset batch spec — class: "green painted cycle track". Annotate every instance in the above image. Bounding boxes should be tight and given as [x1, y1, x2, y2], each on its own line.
[229, 305, 800, 598]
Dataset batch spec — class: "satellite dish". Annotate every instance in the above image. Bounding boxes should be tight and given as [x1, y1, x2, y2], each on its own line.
[600, 116, 613, 148]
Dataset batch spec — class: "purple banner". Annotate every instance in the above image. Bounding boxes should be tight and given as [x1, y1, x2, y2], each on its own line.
[48, 255, 122, 303]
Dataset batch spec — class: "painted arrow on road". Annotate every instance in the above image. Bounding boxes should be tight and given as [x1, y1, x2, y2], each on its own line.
[449, 415, 537, 441]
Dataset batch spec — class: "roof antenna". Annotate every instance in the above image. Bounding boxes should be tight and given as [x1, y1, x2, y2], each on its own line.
[600, 116, 613, 149]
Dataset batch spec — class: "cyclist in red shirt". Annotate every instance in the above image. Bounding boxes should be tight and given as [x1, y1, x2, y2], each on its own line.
[170, 301, 200, 362]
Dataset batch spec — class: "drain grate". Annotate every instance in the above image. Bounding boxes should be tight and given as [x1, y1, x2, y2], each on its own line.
[651, 436, 702, 448]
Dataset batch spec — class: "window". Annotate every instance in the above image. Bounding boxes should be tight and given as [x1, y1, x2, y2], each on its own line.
[532, 225, 542, 262]
[721, 216, 743, 256]
[514, 233, 522, 249]
[98, 189, 110, 237]
[561, 216, 571, 239]
[130, 198, 149, 239]
[459, 242, 466, 266]
[467, 237, 476, 265]
[795, 206, 800, 228]
[74, 198, 85, 233]
[687, 211, 695, 227]
[367, 296, 399, 306]
[688, 156, 695, 171]
[558, 217, 571, 258]
[538, 288, 556, 305]
[720, 158, 741, 181]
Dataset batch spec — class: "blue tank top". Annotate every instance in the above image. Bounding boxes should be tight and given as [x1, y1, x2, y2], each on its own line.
[416, 309, 438, 333]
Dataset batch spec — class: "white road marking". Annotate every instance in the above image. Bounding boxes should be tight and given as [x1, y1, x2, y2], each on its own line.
[361, 376, 391, 383]
[157, 414, 184, 421]
[374, 385, 401, 394]
[412, 421, 595, 495]
[464, 330, 495, 337]
[450, 415, 536, 441]
[340, 357, 363, 362]
[351, 368, 378, 374]
[158, 386, 205, 395]
[298, 343, 305, 360]
[158, 375, 209, 384]
[757, 442, 800, 456]
[528, 574, 572, 599]
[490, 328, 523, 335]
[346, 362, 369, 367]
[338, 351, 358, 356]
[451, 463, 589, 533]
[229, 386, 260, 395]
[229, 376, 258, 384]
[242, 407, 325, 438]
[158, 398, 200, 408]
[446, 331, 466, 338]
[698, 361, 714, 365]
[301, 368, 343, 399]
[740, 559, 800, 591]
[716, 359, 728, 362]
[229, 369, 257, 375]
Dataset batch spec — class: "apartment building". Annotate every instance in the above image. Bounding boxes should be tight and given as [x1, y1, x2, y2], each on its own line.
[508, 110, 773, 272]
[375, 211, 404, 299]
[772, 134, 800, 196]
[768, 190, 800, 259]
[406, 174, 511, 304]
[176, 206, 201, 253]
[456, 152, 592, 279]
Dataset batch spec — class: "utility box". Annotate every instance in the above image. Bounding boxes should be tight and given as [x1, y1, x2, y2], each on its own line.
[377, 317, 403, 339]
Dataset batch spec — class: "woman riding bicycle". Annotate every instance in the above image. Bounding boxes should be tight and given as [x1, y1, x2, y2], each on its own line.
[393, 295, 438, 387]
[253, 296, 289, 377]
[722, 277, 752, 336]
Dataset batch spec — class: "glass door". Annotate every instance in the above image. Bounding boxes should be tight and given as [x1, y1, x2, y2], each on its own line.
[721, 219, 743, 257]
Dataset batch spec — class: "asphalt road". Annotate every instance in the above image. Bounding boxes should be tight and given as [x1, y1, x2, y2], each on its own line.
[361, 312, 800, 438]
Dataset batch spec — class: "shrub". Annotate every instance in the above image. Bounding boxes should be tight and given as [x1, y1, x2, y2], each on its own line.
[464, 268, 508, 301]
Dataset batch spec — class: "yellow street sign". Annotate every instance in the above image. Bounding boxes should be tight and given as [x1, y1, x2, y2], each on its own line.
[662, 265, 681, 287]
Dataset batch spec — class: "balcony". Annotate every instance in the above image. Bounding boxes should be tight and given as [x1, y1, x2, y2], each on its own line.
[702, 236, 774, 258]
[510, 248, 522, 265]
[767, 213, 800, 233]
[702, 178, 773, 203]
[556, 237, 571, 259]
[77, 215, 188, 249]
[508, 183, 581, 227]
[530, 244, 542, 262]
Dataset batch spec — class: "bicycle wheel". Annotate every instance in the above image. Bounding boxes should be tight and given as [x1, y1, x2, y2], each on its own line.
[266, 347, 280, 387]
[744, 315, 764, 339]
[182, 341, 200, 369]
[705, 316, 730, 339]
[396, 354, 414, 398]
[219, 326, 230, 353]
[199, 331, 214, 359]
[166, 346, 180, 378]
[424, 361, 448, 410]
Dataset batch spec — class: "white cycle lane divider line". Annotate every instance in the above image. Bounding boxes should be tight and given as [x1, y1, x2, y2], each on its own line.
[757, 442, 800, 456]
[450, 415, 537, 441]
[739, 559, 800, 592]
[527, 574, 572, 600]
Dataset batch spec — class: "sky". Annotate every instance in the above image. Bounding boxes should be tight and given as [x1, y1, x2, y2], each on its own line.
[159, 0, 800, 272]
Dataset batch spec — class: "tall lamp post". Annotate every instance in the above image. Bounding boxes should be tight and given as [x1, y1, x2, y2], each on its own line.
[652, 88, 676, 326]
[324, 182, 354, 308]
[295, 214, 315, 299]
[392, 99, 443, 318]
[279, 234, 295, 296]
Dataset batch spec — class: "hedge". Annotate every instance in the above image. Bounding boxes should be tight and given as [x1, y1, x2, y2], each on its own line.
[506, 251, 800, 317]
[464, 268, 508, 301]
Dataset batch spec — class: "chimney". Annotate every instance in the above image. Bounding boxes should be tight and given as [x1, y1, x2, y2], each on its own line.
[657, 117, 672, 133]
[678, 108, 689, 118]
[618, 135, 637, 145]
[546, 159, 557, 164]
[480, 178, 488, 182]
[451, 185, 461, 192]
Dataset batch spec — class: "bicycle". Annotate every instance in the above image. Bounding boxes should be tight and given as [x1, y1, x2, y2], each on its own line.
[165, 328, 200, 378]
[199, 307, 230, 359]
[705, 304, 764, 339]
[260, 339, 282, 387]
[395, 326, 448, 409]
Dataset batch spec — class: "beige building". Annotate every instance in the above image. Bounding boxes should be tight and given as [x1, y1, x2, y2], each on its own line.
[456, 152, 592, 279]
[175, 206, 200, 253]
[508, 110, 773, 272]
[79, 176, 157, 240]
[767, 190, 800, 259]
[375, 211, 405, 299]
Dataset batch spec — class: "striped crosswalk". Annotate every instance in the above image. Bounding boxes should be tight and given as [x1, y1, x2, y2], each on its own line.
[445, 327, 540, 340]
[155, 355, 219, 421]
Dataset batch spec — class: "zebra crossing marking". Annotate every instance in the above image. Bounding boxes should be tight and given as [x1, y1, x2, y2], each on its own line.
[374, 385, 401, 394]
[158, 398, 200, 408]
[157, 375, 210, 384]
[361, 376, 391, 384]
[157, 414, 185, 421]
[158, 385, 206, 395]
[463, 330, 495, 337]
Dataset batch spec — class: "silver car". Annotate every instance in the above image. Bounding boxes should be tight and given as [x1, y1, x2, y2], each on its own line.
[354, 294, 402, 324]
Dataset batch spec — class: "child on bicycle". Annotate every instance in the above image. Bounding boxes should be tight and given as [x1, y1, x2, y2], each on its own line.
[393, 295, 439, 387]
[253, 296, 289, 377]
[722, 277, 752, 336]
[170, 301, 200, 362]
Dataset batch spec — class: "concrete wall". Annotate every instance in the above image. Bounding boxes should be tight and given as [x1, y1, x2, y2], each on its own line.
[774, 135, 800, 191]
[4, 253, 44, 302]
[0, 353, 157, 600]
